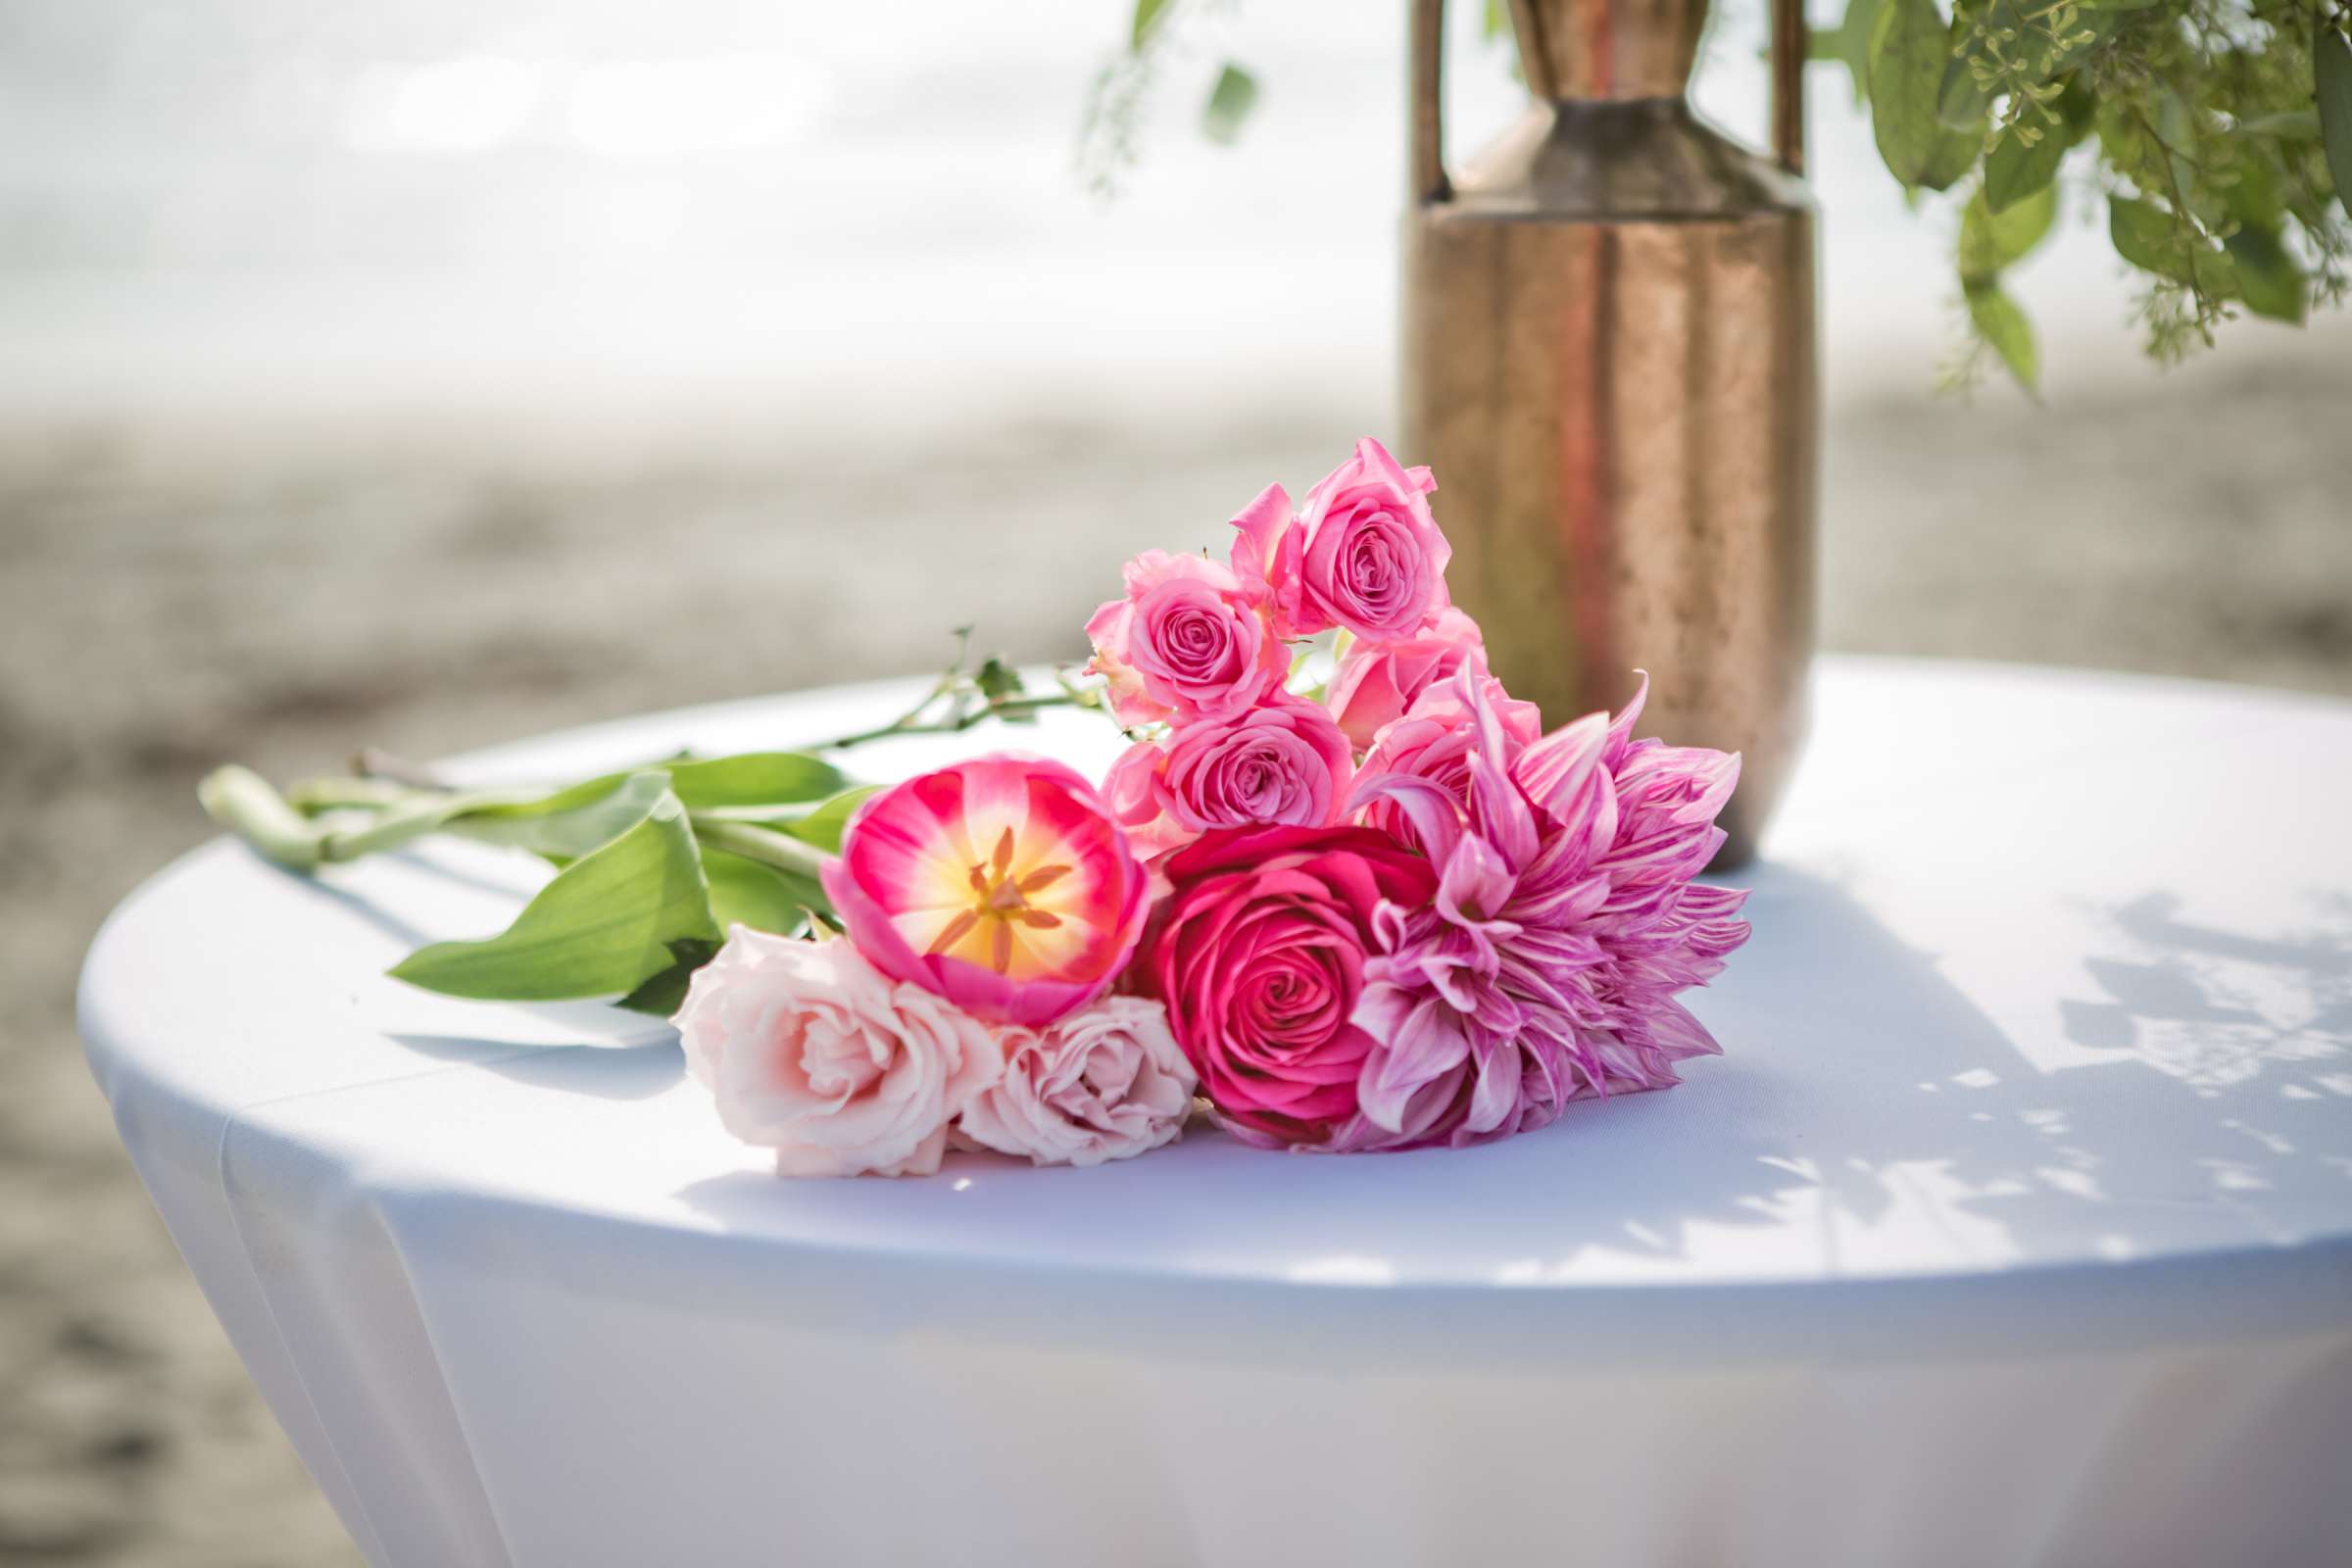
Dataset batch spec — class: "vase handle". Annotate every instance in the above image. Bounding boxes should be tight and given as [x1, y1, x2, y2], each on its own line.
[1409, 0, 1449, 203]
[1769, 0, 1806, 174]
[1408, 0, 1807, 200]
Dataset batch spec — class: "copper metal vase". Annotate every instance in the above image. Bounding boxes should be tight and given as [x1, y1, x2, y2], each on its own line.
[1401, 0, 1818, 866]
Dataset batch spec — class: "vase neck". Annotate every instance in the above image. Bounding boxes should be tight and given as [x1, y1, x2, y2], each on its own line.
[1515, 0, 1706, 102]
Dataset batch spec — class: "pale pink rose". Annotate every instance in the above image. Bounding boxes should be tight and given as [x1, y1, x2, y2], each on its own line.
[1084, 550, 1285, 728]
[1355, 672, 1543, 836]
[956, 996, 1198, 1167]
[674, 927, 1004, 1178]
[1284, 437, 1450, 642]
[1324, 607, 1487, 751]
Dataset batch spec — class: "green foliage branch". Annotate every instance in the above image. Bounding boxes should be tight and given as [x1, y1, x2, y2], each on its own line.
[1084, 0, 2352, 391]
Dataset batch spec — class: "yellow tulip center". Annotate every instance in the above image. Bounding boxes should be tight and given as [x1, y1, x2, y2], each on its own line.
[925, 828, 1073, 976]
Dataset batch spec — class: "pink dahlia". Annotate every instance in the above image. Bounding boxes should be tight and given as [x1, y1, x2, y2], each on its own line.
[1355, 670, 1543, 836]
[1334, 670, 1749, 1152]
[822, 756, 1150, 1028]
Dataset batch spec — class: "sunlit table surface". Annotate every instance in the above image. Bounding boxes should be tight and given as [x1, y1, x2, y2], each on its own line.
[80, 656, 2352, 1568]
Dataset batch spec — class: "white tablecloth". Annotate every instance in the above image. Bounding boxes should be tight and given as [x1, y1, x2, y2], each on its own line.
[79, 658, 2352, 1567]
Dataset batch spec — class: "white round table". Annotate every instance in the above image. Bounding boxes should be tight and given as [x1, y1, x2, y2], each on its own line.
[80, 658, 2352, 1568]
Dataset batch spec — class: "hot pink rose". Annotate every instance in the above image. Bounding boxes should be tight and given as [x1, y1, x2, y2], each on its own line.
[1084, 550, 1284, 728]
[674, 928, 1003, 1178]
[1283, 437, 1450, 642]
[1356, 672, 1543, 836]
[1138, 824, 1438, 1148]
[956, 996, 1198, 1167]
[822, 756, 1149, 1028]
[1324, 606, 1487, 751]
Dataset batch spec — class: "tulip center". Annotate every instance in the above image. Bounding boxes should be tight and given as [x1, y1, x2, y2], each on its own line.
[925, 827, 1071, 975]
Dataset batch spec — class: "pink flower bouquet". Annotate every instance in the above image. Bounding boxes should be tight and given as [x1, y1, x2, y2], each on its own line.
[203, 438, 1749, 1177]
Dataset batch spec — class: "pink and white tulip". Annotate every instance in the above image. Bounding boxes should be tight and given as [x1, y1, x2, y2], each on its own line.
[822, 756, 1149, 1028]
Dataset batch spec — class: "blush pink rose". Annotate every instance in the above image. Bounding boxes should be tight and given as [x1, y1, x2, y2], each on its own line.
[1355, 672, 1543, 837]
[956, 996, 1198, 1167]
[822, 756, 1149, 1028]
[674, 928, 1003, 1178]
[1138, 824, 1438, 1148]
[1324, 606, 1487, 751]
[1102, 700, 1354, 858]
[1084, 550, 1284, 728]
[1283, 437, 1450, 642]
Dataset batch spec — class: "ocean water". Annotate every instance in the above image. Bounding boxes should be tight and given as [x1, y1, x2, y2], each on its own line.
[0, 0, 2222, 427]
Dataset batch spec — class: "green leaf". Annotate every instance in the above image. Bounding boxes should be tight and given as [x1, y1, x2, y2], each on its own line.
[1200, 63, 1258, 146]
[973, 655, 1026, 704]
[1870, 0, 1983, 191]
[1966, 282, 2040, 393]
[643, 753, 848, 810]
[1814, 0, 1885, 106]
[2224, 147, 2284, 230]
[2319, 27, 2352, 211]
[1960, 180, 2057, 283]
[2234, 110, 2321, 142]
[703, 848, 826, 936]
[1130, 0, 1173, 50]
[1484, 0, 1511, 38]
[476, 751, 846, 827]
[2109, 195, 2239, 296]
[2222, 225, 2305, 322]
[389, 789, 719, 1002]
[614, 938, 722, 1017]
[2059, 76, 2097, 143]
[454, 770, 678, 860]
[1984, 122, 2068, 213]
[1935, 53, 1991, 132]
[781, 785, 881, 856]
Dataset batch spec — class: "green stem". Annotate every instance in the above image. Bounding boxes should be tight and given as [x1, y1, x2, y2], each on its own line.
[199, 766, 324, 871]
[687, 814, 836, 880]
[816, 691, 1088, 752]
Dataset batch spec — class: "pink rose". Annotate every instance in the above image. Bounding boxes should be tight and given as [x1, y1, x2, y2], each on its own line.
[1138, 824, 1438, 1148]
[1284, 437, 1450, 642]
[674, 928, 1003, 1178]
[956, 996, 1198, 1167]
[1163, 698, 1354, 832]
[1324, 606, 1487, 750]
[1103, 699, 1354, 857]
[1355, 672, 1543, 836]
[1084, 550, 1285, 728]
[823, 756, 1149, 1028]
